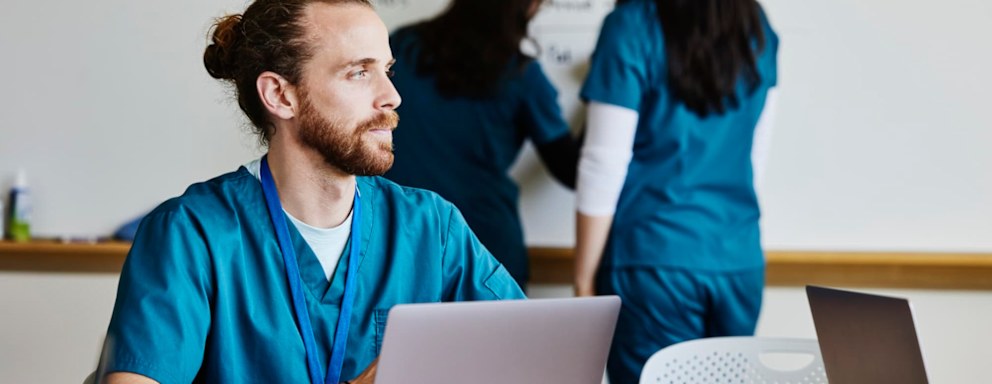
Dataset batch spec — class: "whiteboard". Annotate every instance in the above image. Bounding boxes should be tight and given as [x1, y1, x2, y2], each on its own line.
[0, 0, 989, 252]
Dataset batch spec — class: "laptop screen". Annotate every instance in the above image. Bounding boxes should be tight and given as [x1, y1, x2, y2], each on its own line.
[374, 296, 620, 384]
[806, 285, 929, 384]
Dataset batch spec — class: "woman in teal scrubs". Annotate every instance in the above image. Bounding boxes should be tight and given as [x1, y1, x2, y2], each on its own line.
[384, 0, 579, 289]
[573, 1, 779, 382]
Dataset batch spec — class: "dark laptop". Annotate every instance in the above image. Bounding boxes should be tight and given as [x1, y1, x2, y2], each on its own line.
[806, 285, 930, 384]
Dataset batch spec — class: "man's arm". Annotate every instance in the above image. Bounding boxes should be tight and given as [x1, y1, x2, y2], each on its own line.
[98, 207, 213, 382]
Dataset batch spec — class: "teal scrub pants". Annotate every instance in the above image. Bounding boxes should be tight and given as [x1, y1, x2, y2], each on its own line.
[597, 266, 764, 384]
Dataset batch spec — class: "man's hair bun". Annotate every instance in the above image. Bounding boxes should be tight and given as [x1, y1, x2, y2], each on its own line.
[203, 14, 244, 80]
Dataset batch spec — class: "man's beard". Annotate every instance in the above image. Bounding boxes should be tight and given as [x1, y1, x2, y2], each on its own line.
[296, 93, 399, 176]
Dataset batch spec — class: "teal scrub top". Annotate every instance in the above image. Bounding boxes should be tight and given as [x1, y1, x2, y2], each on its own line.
[580, 0, 779, 271]
[384, 27, 571, 286]
[97, 168, 525, 384]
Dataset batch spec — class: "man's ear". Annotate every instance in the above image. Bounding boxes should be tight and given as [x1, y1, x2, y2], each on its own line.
[257, 71, 299, 121]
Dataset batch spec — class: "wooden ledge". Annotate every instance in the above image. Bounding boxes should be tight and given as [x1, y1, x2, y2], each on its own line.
[2, 241, 991, 290]
[762, 250, 992, 290]
[529, 247, 992, 290]
[0, 240, 131, 273]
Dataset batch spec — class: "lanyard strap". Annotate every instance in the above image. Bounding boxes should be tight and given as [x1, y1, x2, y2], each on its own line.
[260, 155, 361, 384]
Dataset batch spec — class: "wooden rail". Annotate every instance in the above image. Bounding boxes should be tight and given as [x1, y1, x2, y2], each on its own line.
[0, 240, 131, 273]
[529, 247, 992, 290]
[3, 241, 991, 290]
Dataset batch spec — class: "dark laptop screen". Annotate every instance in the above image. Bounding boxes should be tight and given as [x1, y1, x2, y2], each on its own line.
[806, 285, 929, 384]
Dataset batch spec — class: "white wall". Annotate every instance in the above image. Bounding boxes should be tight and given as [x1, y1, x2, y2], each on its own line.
[0, 273, 119, 384]
[757, 0, 992, 252]
[0, 0, 262, 239]
[3, 0, 988, 251]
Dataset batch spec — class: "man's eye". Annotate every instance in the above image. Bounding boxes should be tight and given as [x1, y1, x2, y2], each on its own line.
[386, 70, 396, 78]
[349, 70, 369, 80]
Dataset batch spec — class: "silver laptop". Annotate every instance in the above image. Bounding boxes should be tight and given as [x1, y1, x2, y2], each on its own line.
[374, 296, 621, 384]
[806, 285, 930, 384]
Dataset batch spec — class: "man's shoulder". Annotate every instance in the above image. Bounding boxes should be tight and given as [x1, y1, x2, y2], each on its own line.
[361, 176, 457, 217]
[362, 175, 452, 206]
[150, 167, 258, 219]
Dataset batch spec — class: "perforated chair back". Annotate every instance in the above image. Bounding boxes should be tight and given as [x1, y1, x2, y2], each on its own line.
[639, 336, 828, 384]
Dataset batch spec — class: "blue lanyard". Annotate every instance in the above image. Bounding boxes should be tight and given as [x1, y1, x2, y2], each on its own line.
[260, 155, 361, 384]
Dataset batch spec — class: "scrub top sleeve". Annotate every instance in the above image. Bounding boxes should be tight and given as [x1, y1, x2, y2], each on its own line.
[580, 9, 649, 111]
[439, 204, 527, 301]
[99, 207, 213, 384]
[517, 61, 571, 145]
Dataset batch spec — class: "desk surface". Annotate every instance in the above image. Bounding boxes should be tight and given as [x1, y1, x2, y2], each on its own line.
[2, 241, 990, 290]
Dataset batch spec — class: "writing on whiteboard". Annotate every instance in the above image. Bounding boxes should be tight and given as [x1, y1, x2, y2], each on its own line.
[372, 0, 410, 9]
[546, 0, 593, 12]
[543, 0, 614, 13]
[546, 44, 574, 65]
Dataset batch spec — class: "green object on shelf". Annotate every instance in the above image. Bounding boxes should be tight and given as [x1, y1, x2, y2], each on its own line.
[9, 221, 30, 242]
[7, 169, 31, 242]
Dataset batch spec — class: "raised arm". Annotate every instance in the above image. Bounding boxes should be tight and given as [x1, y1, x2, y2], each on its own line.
[517, 61, 580, 188]
[535, 132, 580, 188]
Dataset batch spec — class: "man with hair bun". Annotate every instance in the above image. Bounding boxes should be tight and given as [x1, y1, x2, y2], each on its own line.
[96, 1, 524, 383]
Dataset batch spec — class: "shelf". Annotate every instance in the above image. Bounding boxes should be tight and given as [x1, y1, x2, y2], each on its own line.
[530, 247, 992, 290]
[3, 241, 990, 290]
[0, 240, 131, 273]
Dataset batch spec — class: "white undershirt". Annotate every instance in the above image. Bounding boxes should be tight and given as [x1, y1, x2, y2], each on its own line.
[576, 102, 639, 216]
[576, 91, 778, 215]
[245, 159, 351, 282]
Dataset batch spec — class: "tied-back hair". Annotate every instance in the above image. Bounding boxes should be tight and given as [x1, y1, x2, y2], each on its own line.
[412, 0, 540, 98]
[202, 0, 372, 145]
[622, 0, 766, 117]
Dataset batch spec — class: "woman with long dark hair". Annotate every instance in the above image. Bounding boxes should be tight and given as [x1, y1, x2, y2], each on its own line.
[573, 0, 779, 382]
[384, 0, 579, 289]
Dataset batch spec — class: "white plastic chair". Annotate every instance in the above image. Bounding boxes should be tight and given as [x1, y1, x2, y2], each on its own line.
[639, 336, 828, 384]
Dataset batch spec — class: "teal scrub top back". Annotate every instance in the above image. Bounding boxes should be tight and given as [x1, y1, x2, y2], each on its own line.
[580, 0, 779, 271]
[98, 169, 525, 384]
[384, 27, 572, 286]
